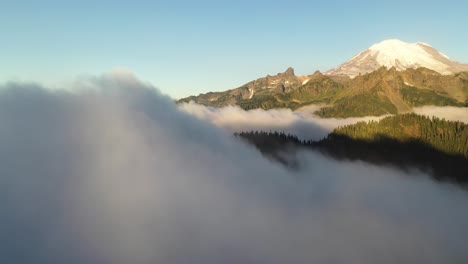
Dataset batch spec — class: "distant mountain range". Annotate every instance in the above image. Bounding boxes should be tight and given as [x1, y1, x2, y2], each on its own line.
[180, 39, 468, 117]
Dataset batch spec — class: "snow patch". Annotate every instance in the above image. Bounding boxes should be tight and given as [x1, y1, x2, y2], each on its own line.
[248, 88, 254, 99]
[349, 50, 366, 61]
[416, 42, 433, 48]
[438, 52, 451, 60]
[302, 79, 310, 85]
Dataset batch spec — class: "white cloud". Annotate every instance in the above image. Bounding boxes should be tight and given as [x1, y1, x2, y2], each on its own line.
[179, 102, 385, 141]
[179, 103, 468, 142]
[0, 73, 467, 264]
[413, 106, 468, 123]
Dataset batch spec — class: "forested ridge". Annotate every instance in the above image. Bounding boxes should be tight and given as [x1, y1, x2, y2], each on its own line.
[236, 114, 468, 184]
[329, 113, 468, 157]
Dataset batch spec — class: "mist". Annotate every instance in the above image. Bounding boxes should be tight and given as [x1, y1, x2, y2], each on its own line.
[413, 106, 468, 123]
[1, 71, 468, 264]
[179, 102, 385, 141]
[179, 103, 468, 141]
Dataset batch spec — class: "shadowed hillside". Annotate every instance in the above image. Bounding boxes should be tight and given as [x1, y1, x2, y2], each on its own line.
[236, 114, 468, 185]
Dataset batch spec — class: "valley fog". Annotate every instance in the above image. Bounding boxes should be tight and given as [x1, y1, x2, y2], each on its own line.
[179, 101, 468, 141]
[1, 71, 467, 264]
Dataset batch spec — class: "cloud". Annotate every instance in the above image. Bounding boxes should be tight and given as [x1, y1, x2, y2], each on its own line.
[178, 102, 385, 141]
[413, 106, 468, 123]
[179, 103, 468, 141]
[1, 73, 468, 264]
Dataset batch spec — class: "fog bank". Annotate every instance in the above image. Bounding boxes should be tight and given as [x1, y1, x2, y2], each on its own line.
[413, 106, 468, 123]
[179, 102, 384, 140]
[1, 72, 468, 264]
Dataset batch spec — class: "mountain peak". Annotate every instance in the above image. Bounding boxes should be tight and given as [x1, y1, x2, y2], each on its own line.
[368, 39, 448, 61]
[283, 67, 295, 76]
[326, 39, 468, 78]
[370, 39, 406, 48]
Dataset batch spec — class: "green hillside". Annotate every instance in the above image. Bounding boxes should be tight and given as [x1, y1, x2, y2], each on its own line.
[180, 67, 468, 117]
[328, 113, 468, 157]
[316, 93, 398, 118]
[237, 114, 468, 183]
[400, 86, 465, 107]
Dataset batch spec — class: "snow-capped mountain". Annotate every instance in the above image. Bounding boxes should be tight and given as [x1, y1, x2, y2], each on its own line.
[180, 39, 468, 116]
[326, 39, 468, 77]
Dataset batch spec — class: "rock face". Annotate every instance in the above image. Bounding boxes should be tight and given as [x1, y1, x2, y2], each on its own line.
[242, 67, 307, 94]
[179, 67, 315, 108]
[326, 39, 468, 78]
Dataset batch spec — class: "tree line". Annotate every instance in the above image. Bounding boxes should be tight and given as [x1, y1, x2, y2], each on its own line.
[236, 114, 468, 184]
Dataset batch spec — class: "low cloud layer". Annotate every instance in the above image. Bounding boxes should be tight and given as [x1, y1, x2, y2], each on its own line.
[413, 106, 468, 123]
[179, 102, 385, 140]
[179, 103, 468, 141]
[1, 72, 468, 264]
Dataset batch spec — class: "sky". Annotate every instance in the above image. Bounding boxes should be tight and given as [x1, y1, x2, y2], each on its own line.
[1, 0, 467, 98]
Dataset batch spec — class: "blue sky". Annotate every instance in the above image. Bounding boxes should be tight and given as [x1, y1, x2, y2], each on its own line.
[1, 0, 467, 98]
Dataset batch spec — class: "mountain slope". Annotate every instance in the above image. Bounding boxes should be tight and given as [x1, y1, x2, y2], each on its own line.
[179, 68, 344, 110]
[326, 39, 468, 77]
[182, 67, 468, 117]
[317, 67, 467, 117]
[180, 67, 306, 107]
[180, 40, 468, 117]
[237, 114, 468, 183]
